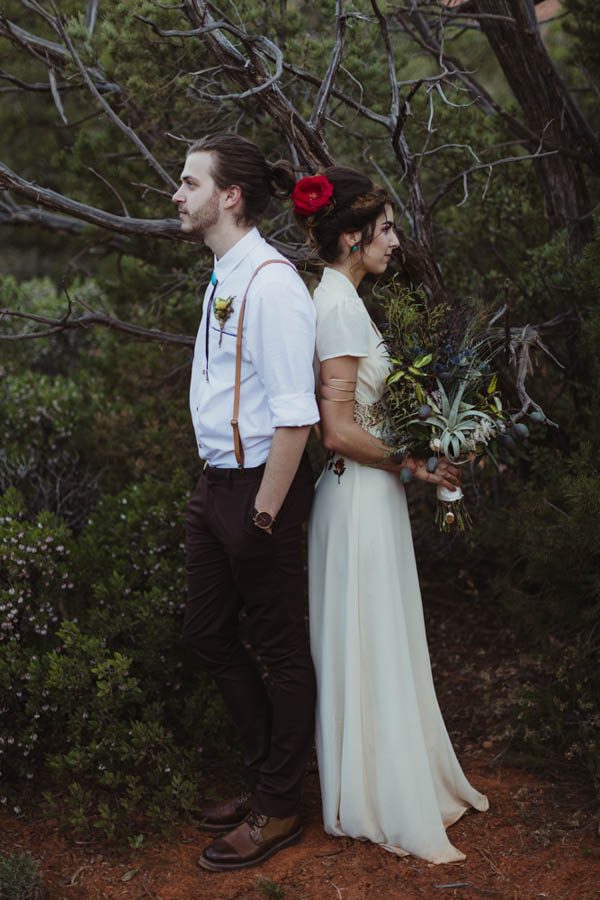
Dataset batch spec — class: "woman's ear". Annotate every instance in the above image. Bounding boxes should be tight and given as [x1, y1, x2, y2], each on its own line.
[341, 231, 361, 253]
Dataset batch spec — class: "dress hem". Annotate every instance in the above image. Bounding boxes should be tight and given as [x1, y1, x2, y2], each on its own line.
[324, 792, 489, 864]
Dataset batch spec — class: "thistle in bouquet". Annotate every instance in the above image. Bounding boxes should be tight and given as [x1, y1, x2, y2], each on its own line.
[379, 283, 507, 531]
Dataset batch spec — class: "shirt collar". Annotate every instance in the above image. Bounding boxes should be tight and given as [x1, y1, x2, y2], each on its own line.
[213, 227, 263, 283]
[320, 266, 361, 299]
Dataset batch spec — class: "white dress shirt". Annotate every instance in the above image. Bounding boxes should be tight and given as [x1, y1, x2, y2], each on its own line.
[189, 228, 319, 468]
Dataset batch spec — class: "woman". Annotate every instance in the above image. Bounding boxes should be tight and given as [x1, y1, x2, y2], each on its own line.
[292, 167, 488, 863]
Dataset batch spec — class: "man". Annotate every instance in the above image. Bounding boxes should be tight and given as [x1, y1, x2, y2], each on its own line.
[172, 133, 319, 871]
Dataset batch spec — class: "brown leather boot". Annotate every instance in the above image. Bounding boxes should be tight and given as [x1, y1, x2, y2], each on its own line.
[198, 811, 302, 871]
[196, 791, 253, 834]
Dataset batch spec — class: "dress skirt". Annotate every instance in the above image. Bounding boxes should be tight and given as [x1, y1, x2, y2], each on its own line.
[308, 456, 489, 863]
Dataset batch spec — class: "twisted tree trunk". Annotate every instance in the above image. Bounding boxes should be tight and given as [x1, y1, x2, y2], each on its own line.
[472, 0, 599, 252]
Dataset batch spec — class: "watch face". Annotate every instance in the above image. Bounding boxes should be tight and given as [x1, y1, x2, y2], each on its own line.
[253, 510, 273, 528]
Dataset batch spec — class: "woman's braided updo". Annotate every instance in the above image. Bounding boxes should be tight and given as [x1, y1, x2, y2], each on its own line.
[293, 166, 390, 263]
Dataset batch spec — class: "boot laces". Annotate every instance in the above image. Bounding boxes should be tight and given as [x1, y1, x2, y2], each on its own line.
[246, 810, 268, 831]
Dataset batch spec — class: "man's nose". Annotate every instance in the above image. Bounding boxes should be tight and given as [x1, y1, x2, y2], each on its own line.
[172, 187, 183, 203]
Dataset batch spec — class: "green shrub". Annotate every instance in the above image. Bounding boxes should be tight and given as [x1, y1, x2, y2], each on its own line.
[0, 851, 42, 900]
[465, 234, 600, 791]
[512, 639, 599, 791]
[0, 475, 233, 839]
[0, 488, 74, 644]
[0, 371, 101, 526]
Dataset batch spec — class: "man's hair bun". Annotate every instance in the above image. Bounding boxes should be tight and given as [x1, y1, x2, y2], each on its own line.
[268, 159, 297, 199]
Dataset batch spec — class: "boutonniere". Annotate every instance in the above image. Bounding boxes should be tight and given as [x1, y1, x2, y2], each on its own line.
[213, 295, 235, 346]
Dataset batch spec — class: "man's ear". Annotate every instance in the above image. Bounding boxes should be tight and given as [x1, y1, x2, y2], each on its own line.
[223, 184, 243, 211]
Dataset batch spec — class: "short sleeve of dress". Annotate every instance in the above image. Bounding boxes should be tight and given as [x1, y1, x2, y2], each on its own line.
[316, 295, 371, 363]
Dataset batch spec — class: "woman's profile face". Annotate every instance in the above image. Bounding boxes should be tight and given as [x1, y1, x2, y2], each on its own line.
[360, 205, 400, 274]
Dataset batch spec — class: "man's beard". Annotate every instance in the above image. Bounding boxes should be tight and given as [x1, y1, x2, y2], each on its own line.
[183, 188, 220, 236]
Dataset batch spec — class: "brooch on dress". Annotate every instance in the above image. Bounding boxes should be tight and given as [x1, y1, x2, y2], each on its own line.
[213, 296, 235, 346]
[327, 452, 346, 483]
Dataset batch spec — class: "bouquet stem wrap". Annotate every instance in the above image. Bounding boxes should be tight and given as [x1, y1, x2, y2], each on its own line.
[435, 485, 472, 532]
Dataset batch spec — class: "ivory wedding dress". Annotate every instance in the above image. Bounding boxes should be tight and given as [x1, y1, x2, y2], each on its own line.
[308, 267, 488, 863]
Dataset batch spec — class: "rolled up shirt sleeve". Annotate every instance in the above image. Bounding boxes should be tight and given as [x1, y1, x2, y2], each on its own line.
[246, 267, 320, 428]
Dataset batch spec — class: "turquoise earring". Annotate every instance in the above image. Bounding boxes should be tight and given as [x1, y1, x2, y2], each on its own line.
[351, 244, 358, 253]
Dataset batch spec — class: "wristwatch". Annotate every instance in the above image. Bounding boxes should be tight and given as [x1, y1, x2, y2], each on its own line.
[252, 509, 275, 532]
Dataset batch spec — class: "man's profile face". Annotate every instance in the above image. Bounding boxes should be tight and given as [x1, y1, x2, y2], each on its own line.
[172, 151, 221, 237]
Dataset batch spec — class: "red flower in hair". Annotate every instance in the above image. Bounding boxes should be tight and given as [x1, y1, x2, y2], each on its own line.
[291, 175, 334, 216]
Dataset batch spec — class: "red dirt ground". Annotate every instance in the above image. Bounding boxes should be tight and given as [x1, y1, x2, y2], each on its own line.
[2, 579, 599, 899]
[2, 757, 599, 900]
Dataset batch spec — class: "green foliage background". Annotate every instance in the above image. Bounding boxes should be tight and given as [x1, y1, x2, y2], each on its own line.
[0, 0, 598, 837]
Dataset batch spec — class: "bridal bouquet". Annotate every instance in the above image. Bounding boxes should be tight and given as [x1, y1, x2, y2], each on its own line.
[379, 283, 514, 531]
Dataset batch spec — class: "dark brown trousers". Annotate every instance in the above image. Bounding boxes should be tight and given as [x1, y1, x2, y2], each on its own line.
[182, 454, 316, 818]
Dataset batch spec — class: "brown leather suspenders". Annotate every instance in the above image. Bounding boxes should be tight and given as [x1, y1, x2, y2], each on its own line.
[232, 259, 295, 468]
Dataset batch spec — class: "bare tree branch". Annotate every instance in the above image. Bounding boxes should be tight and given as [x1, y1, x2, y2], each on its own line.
[391, 1, 525, 23]
[0, 15, 68, 64]
[0, 69, 107, 94]
[86, 167, 130, 217]
[20, 0, 59, 31]
[0, 161, 185, 241]
[485, 308, 579, 424]
[309, 0, 347, 133]
[0, 197, 137, 254]
[51, 12, 177, 191]
[371, 0, 400, 126]
[0, 173, 310, 266]
[394, 8, 600, 168]
[0, 305, 195, 347]
[140, 12, 389, 129]
[48, 67, 67, 124]
[179, 0, 334, 168]
[142, 12, 290, 105]
[85, 0, 100, 35]
[396, 10, 508, 117]
[427, 146, 559, 214]
[370, 0, 444, 301]
[194, 34, 284, 101]
[0, 16, 120, 93]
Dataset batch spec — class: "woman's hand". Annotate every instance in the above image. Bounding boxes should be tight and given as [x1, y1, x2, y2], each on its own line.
[407, 455, 461, 492]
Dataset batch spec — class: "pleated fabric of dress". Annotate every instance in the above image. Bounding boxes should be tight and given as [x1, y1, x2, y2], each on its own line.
[308, 267, 488, 863]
